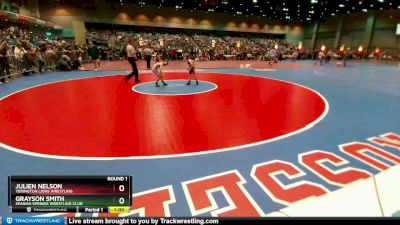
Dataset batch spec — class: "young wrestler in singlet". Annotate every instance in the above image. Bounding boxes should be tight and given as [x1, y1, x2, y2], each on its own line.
[186, 55, 198, 85]
[152, 55, 168, 87]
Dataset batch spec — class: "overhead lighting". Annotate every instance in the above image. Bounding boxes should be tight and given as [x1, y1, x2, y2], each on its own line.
[253, 0, 257, 3]
[339, 4, 345, 7]
[311, 0, 318, 3]
[378, 0, 384, 2]
[362, 9, 367, 12]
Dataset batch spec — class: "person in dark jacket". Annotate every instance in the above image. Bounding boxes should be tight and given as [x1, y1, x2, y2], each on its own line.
[0, 39, 10, 83]
[87, 40, 100, 71]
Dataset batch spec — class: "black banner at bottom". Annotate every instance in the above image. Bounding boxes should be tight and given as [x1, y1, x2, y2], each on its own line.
[66, 217, 400, 225]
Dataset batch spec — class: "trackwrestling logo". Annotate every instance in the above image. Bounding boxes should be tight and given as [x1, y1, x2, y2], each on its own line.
[3, 217, 64, 225]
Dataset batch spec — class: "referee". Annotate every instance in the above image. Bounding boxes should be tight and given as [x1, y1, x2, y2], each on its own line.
[125, 38, 140, 82]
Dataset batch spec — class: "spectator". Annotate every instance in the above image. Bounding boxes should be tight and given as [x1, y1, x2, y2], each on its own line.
[57, 55, 72, 71]
[0, 39, 10, 83]
[87, 40, 101, 71]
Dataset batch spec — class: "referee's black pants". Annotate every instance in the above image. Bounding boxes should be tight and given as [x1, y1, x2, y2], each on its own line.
[125, 57, 139, 81]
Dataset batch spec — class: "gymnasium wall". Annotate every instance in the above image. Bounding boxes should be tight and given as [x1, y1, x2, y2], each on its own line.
[37, 4, 303, 44]
[304, 10, 400, 53]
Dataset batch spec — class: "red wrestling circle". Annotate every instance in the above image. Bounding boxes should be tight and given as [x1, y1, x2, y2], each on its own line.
[0, 72, 328, 159]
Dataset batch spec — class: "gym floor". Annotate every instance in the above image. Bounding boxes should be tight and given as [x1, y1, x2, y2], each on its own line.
[0, 60, 399, 217]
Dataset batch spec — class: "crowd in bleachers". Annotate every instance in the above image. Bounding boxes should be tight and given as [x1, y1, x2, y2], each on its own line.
[1, 23, 399, 84]
[0, 21, 92, 83]
[86, 29, 400, 63]
[87, 30, 286, 61]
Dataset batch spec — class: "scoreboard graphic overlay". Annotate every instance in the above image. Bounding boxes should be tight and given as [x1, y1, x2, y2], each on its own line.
[9, 176, 131, 213]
